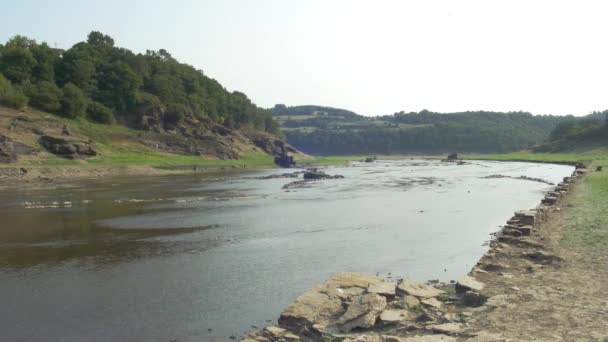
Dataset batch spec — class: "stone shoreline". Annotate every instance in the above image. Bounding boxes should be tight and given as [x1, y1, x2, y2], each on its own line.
[244, 167, 587, 342]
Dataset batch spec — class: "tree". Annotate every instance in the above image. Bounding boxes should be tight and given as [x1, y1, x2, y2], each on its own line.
[0, 74, 28, 110]
[0, 37, 36, 83]
[87, 31, 114, 48]
[87, 101, 115, 124]
[164, 103, 188, 128]
[60, 83, 87, 118]
[31, 43, 59, 83]
[25, 81, 62, 112]
[95, 61, 141, 112]
[56, 49, 97, 93]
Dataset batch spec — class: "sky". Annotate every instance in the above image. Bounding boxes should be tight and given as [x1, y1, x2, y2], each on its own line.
[2, 0, 608, 116]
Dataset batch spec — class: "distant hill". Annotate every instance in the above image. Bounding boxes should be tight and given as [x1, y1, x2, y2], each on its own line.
[534, 111, 608, 152]
[271, 104, 363, 119]
[274, 106, 573, 155]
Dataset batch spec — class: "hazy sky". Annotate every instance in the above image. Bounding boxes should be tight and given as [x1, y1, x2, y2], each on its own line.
[2, 0, 608, 116]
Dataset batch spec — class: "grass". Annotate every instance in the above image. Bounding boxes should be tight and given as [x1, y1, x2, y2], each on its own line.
[464, 149, 608, 164]
[561, 168, 608, 252]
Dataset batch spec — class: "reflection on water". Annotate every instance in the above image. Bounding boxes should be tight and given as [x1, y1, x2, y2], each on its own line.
[0, 160, 573, 342]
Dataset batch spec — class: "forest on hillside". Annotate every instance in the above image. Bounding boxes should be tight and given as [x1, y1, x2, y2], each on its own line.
[0, 32, 280, 134]
[275, 108, 574, 155]
[534, 111, 608, 152]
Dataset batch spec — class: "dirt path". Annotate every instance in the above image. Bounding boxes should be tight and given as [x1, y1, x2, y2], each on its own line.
[467, 174, 608, 341]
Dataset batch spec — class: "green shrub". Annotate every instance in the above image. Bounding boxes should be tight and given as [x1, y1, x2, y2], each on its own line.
[86, 101, 115, 124]
[25, 81, 62, 112]
[59, 83, 87, 118]
[164, 103, 188, 129]
[0, 74, 29, 110]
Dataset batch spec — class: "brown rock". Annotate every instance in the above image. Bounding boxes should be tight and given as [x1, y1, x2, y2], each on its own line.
[397, 278, 445, 299]
[337, 293, 387, 332]
[455, 276, 485, 293]
[368, 282, 397, 297]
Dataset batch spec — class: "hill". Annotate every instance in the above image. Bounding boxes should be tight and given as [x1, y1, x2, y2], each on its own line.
[275, 107, 572, 155]
[534, 111, 608, 152]
[0, 32, 297, 170]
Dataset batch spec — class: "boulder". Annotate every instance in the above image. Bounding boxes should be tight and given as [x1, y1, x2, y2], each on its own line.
[367, 282, 396, 297]
[393, 295, 421, 309]
[337, 293, 387, 332]
[455, 276, 484, 293]
[0, 135, 17, 163]
[39, 135, 97, 159]
[397, 278, 445, 299]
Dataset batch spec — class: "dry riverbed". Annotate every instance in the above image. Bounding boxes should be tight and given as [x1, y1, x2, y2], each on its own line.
[245, 167, 608, 342]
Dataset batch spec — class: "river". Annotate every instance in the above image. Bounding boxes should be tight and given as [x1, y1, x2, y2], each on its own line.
[0, 159, 573, 342]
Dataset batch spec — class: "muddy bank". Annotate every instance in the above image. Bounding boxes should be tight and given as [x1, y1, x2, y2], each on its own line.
[244, 168, 591, 341]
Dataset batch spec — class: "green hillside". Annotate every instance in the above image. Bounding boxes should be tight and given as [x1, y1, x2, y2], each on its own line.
[275, 107, 572, 155]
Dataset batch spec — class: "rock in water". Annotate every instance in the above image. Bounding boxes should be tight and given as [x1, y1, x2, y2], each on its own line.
[397, 278, 445, 299]
[337, 293, 387, 332]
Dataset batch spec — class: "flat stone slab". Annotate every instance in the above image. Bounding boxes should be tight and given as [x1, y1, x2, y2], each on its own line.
[380, 309, 414, 324]
[402, 335, 457, 342]
[456, 275, 485, 293]
[429, 322, 465, 334]
[422, 297, 443, 309]
[397, 278, 445, 299]
[367, 281, 396, 296]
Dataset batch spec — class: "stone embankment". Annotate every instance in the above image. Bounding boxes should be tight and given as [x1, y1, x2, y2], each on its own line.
[244, 167, 587, 342]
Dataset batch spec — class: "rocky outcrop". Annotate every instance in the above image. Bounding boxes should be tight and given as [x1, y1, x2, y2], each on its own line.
[277, 272, 382, 334]
[0, 135, 17, 163]
[0, 134, 34, 163]
[39, 135, 97, 159]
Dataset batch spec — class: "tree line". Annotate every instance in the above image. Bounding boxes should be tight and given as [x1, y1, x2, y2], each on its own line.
[0, 32, 280, 134]
[284, 110, 573, 154]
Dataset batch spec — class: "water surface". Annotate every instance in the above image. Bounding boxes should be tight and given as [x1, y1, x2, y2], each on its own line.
[0, 159, 573, 341]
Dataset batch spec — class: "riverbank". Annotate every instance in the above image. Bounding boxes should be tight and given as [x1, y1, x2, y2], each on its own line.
[244, 162, 608, 341]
